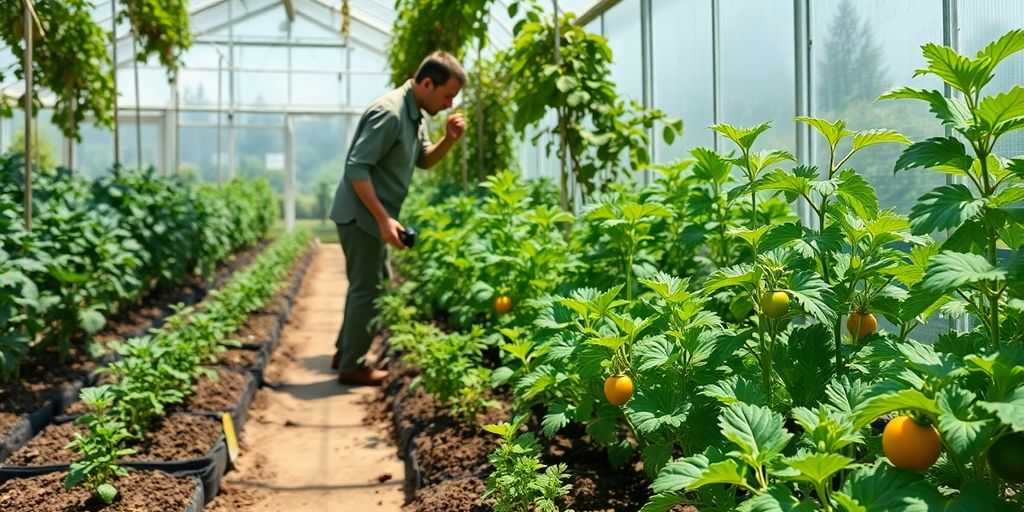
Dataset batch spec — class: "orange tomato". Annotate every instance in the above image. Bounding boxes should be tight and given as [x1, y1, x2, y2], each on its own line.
[604, 374, 634, 406]
[882, 416, 941, 471]
[494, 295, 513, 315]
[760, 291, 790, 319]
[847, 312, 878, 341]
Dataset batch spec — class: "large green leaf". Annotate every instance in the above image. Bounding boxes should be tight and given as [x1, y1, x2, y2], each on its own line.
[760, 167, 813, 204]
[719, 403, 793, 467]
[786, 271, 839, 325]
[978, 385, 1024, 431]
[701, 375, 768, 406]
[897, 340, 967, 381]
[639, 493, 688, 512]
[691, 146, 734, 184]
[853, 388, 941, 429]
[908, 184, 985, 235]
[838, 463, 942, 512]
[796, 116, 852, 149]
[916, 43, 994, 94]
[977, 86, 1024, 130]
[774, 324, 836, 408]
[635, 335, 675, 372]
[851, 129, 911, 152]
[703, 264, 758, 294]
[652, 454, 746, 493]
[780, 452, 856, 487]
[711, 122, 772, 151]
[836, 169, 880, 218]
[976, 28, 1024, 68]
[742, 486, 819, 512]
[627, 386, 691, 435]
[917, 251, 1006, 293]
[964, 348, 1024, 396]
[936, 386, 998, 460]
[893, 137, 973, 173]
[879, 87, 971, 130]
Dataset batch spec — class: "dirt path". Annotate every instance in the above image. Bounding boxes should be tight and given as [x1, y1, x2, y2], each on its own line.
[207, 241, 404, 512]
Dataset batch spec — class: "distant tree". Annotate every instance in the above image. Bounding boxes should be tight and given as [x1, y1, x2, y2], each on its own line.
[816, 0, 888, 114]
[11, 129, 56, 171]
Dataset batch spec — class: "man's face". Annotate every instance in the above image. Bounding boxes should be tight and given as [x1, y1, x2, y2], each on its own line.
[422, 77, 462, 115]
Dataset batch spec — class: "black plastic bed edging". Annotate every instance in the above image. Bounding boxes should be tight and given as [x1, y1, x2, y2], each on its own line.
[182, 475, 205, 512]
[404, 443, 424, 499]
[0, 437, 228, 505]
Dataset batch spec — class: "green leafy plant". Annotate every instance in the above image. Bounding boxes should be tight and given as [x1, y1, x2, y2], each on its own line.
[64, 386, 135, 505]
[501, 2, 681, 209]
[484, 415, 575, 512]
[881, 29, 1024, 351]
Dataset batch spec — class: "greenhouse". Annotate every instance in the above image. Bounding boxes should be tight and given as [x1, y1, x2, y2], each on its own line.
[0, 0, 1022, 510]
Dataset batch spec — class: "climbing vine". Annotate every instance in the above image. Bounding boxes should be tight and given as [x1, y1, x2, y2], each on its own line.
[387, 0, 494, 86]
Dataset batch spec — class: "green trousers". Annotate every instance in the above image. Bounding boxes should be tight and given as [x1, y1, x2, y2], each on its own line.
[335, 221, 390, 373]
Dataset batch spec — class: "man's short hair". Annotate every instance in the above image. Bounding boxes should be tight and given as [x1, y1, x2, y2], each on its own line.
[414, 51, 466, 87]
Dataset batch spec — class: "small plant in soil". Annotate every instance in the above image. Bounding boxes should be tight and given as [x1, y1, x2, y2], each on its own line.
[64, 385, 136, 504]
[483, 415, 574, 512]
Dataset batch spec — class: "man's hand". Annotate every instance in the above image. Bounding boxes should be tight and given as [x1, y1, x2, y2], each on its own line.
[445, 113, 466, 141]
[379, 217, 407, 249]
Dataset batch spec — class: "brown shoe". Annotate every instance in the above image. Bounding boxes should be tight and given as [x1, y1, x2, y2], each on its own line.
[330, 351, 341, 370]
[337, 368, 388, 386]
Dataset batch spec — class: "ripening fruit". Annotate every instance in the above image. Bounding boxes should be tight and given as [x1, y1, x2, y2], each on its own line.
[847, 312, 878, 341]
[760, 291, 790, 319]
[882, 416, 941, 471]
[988, 432, 1024, 483]
[604, 374, 634, 406]
[494, 295, 513, 315]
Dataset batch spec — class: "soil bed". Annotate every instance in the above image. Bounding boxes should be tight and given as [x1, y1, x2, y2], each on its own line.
[0, 470, 199, 511]
[5, 414, 222, 465]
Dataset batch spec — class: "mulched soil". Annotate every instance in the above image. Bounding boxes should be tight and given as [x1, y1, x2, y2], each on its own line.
[5, 414, 222, 465]
[0, 470, 198, 511]
[404, 476, 490, 512]
[232, 314, 280, 348]
[174, 368, 251, 414]
[216, 347, 264, 371]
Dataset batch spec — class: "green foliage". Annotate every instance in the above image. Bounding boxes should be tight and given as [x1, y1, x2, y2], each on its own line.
[118, 0, 192, 78]
[484, 415, 575, 512]
[0, 154, 278, 381]
[65, 230, 311, 497]
[501, 2, 681, 205]
[387, 0, 493, 86]
[63, 386, 134, 505]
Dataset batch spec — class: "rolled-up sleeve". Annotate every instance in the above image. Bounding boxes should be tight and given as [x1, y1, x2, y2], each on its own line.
[346, 107, 399, 180]
[415, 120, 431, 169]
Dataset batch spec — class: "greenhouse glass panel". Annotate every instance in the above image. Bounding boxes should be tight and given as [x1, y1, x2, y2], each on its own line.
[810, 0, 945, 216]
[232, 127, 286, 193]
[959, 1, 1024, 157]
[75, 124, 115, 178]
[652, 0, 715, 160]
[603, 1, 643, 102]
[720, 0, 796, 154]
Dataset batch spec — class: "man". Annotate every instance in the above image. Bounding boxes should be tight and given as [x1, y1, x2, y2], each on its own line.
[328, 51, 467, 386]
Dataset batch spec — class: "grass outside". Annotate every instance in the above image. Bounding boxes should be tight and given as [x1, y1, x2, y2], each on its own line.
[270, 218, 340, 244]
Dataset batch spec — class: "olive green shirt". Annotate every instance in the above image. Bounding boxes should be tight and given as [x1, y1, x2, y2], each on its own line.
[330, 80, 430, 238]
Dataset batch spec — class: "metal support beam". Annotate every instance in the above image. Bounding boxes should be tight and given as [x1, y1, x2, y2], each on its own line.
[794, 0, 813, 227]
[640, 0, 654, 181]
[577, 0, 622, 26]
[228, 0, 236, 179]
[711, 0, 722, 153]
[283, 0, 296, 21]
[23, 0, 33, 232]
[112, 0, 120, 166]
[284, 115, 296, 232]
